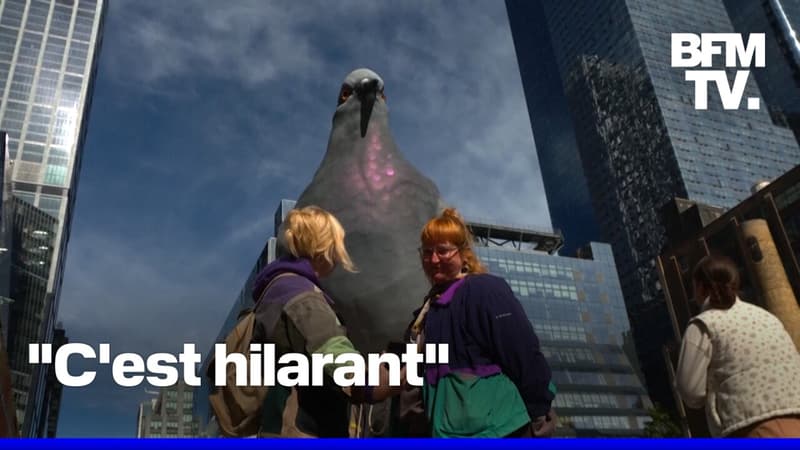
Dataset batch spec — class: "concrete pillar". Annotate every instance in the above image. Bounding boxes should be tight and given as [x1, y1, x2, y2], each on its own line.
[741, 219, 800, 351]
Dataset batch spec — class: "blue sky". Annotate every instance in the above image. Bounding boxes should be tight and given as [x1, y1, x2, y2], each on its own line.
[54, 0, 549, 436]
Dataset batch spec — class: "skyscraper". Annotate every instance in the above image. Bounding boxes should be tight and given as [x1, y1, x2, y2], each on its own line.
[7, 196, 57, 435]
[0, 0, 107, 436]
[723, 0, 800, 143]
[0, 132, 15, 438]
[136, 382, 201, 438]
[505, 0, 800, 411]
[0, 132, 13, 347]
[470, 223, 652, 436]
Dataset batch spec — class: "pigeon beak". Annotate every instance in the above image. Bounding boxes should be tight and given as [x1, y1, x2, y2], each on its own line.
[356, 78, 378, 137]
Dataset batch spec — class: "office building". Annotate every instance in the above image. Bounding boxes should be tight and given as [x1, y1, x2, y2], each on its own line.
[0, 0, 107, 435]
[273, 199, 296, 241]
[1, 132, 13, 346]
[0, 132, 14, 437]
[0, 337, 13, 437]
[6, 195, 57, 435]
[505, 0, 800, 410]
[196, 235, 280, 436]
[41, 324, 65, 437]
[470, 221, 652, 436]
[723, 0, 800, 143]
[136, 381, 201, 438]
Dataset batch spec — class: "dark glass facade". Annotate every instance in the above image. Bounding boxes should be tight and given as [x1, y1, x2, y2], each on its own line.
[723, 0, 800, 143]
[474, 239, 651, 436]
[506, 0, 800, 411]
[1, 132, 13, 346]
[0, 0, 107, 436]
[0, 131, 14, 437]
[5, 196, 56, 435]
[42, 325, 65, 437]
[503, 0, 599, 256]
[273, 199, 296, 239]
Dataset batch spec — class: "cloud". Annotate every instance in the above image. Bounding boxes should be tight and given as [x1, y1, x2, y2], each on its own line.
[103, 0, 550, 228]
[109, 0, 393, 87]
[56, 0, 552, 436]
[58, 231, 244, 356]
[65, 0, 552, 372]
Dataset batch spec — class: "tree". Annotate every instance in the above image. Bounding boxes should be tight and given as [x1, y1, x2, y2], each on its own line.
[643, 404, 683, 437]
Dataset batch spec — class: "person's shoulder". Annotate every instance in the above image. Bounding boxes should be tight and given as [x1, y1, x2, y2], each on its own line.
[275, 272, 317, 291]
[461, 273, 514, 304]
[737, 298, 782, 322]
[264, 273, 322, 307]
[693, 298, 749, 323]
[736, 297, 762, 312]
[464, 272, 508, 289]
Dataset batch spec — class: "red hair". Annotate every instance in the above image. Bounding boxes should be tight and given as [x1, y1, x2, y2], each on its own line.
[420, 208, 487, 275]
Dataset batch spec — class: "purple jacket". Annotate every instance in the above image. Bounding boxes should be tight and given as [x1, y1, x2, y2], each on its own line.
[248, 255, 350, 437]
[420, 274, 554, 419]
[251, 256, 331, 304]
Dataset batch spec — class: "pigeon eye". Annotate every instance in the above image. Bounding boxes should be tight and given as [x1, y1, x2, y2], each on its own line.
[380, 88, 386, 101]
[338, 85, 352, 106]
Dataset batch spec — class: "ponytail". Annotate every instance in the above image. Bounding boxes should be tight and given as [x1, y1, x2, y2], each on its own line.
[692, 254, 739, 310]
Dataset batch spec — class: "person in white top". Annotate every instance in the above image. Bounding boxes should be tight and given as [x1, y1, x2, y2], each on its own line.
[676, 254, 800, 437]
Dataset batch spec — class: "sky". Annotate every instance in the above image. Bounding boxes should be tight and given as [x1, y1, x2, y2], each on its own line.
[54, 0, 550, 436]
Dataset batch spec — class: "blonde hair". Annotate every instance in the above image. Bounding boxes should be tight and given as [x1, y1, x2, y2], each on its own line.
[283, 206, 356, 273]
[420, 208, 487, 275]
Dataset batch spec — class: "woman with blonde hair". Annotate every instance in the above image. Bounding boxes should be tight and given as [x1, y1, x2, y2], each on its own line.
[402, 208, 556, 437]
[250, 205, 398, 437]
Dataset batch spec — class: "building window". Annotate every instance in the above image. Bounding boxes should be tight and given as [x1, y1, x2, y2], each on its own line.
[44, 164, 68, 186]
[21, 144, 45, 163]
[38, 195, 62, 218]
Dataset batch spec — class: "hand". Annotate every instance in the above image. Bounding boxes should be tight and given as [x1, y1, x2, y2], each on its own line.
[531, 409, 558, 437]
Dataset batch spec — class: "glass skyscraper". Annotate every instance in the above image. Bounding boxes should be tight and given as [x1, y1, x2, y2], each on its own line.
[0, 0, 106, 436]
[472, 228, 651, 436]
[723, 0, 800, 143]
[505, 0, 800, 411]
[6, 196, 56, 435]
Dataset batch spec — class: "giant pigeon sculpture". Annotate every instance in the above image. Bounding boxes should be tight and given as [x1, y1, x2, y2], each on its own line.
[287, 68, 442, 353]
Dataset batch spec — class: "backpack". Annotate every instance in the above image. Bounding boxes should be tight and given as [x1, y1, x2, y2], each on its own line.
[208, 273, 295, 437]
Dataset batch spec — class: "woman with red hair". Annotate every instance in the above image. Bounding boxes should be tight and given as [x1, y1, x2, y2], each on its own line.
[403, 208, 555, 437]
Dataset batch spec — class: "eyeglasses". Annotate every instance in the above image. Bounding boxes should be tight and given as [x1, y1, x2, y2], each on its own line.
[418, 245, 461, 260]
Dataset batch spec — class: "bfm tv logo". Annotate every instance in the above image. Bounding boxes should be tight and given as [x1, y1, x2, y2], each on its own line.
[671, 33, 765, 110]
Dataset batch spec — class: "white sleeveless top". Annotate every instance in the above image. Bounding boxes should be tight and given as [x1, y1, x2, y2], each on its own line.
[690, 298, 800, 436]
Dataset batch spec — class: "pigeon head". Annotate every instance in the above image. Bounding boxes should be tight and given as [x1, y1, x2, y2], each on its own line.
[336, 68, 386, 137]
